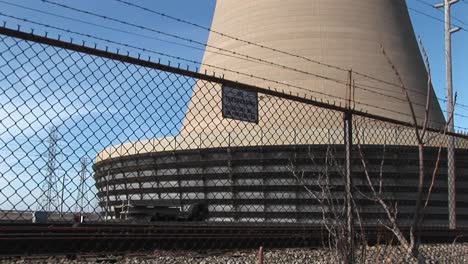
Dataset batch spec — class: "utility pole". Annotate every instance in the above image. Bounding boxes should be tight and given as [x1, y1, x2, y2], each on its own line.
[435, 0, 461, 230]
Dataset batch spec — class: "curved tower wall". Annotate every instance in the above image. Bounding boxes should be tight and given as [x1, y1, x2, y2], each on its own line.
[180, 0, 445, 143]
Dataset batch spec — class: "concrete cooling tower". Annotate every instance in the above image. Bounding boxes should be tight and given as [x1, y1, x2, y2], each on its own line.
[180, 0, 445, 141]
[94, 0, 468, 225]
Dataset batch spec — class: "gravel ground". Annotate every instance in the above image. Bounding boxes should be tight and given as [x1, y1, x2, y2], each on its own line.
[2, 244, 468, 264]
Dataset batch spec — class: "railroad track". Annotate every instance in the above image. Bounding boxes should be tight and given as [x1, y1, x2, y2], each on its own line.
[1, 223, 467, 258]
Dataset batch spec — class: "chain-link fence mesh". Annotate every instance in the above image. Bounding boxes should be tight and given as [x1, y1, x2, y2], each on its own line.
[1, 27, 468, 262]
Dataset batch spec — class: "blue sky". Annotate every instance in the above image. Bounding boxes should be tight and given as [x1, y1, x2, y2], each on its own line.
[409, 0, 468, 132]
[0, 0, 466, 212]
[0, 0, 217, 211]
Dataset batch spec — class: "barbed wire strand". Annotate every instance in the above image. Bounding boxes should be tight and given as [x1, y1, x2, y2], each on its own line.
[4, 0, 467, 112]
[110, 0, 468, 109]
[1, 20, 467, 131]
[3, 0, 360, 89]
[1, 15, 467, 129]
[0, 1, 270, 66]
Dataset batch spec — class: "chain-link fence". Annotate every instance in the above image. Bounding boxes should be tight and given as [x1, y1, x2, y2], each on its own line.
[1, 26, 468, 262]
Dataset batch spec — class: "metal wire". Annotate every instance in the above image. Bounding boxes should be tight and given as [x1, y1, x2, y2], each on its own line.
[2, 15, 467, 132]
[409, 6, 468, 33]
[5, 0, 468, 113]
[413, 0, 468, 27]
[15, 0, 465, 111]
[110, 0, 468, 110]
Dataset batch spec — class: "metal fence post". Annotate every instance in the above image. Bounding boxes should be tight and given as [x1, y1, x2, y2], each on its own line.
[344, 110, 354, 263]
[344, 69, 354, 263]
[448, 135, 456, 229]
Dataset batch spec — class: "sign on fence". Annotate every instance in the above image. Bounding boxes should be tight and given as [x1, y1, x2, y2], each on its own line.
[222, 85, 259, 123]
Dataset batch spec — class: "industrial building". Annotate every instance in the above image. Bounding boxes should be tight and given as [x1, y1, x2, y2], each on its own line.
[93, 0, 468, 225]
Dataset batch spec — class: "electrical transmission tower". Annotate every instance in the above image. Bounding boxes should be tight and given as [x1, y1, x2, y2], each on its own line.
[75, 157, 88, 214]
[38, 126, 60, 212]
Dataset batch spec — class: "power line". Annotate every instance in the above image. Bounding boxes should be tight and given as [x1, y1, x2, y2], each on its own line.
[18, 0, 355, 87]
[413, 0, 468, 27]
[2, 12, 467, 128]
[2, 0, 463, 120]
[41, 0, 362, 86]
[350, 79, 468, 112]
[1, 21, 466, 131]
[0, 15, 347, 104]
[0, 0, 388, 93]
[2, 2, 468, 125]
[353, 82, 468, 120]
[4, 0, 462, 112]
[111, 0, 431, 93]
[408, 6, 468, 33]
[41, 0, 448, 102]
[109, 0, 468, 111]
[0, 0, 266, 66]
[111, 0, 351, 73]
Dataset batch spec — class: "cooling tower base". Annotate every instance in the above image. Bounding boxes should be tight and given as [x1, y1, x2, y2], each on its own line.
[94, 144, 468, 227]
